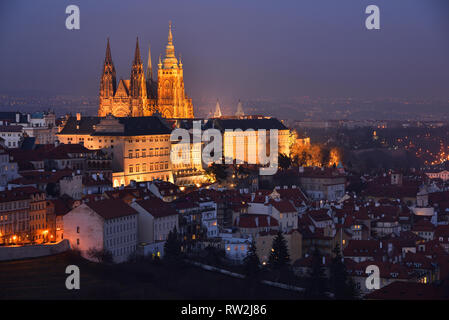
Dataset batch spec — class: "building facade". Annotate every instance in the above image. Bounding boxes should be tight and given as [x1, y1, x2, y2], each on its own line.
[57, 115, 173, 187]
[63, 199, 138, 263]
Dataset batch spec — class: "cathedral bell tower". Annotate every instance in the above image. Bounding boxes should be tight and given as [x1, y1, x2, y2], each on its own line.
[130, 38, 147, 117]
[157, 22, 194, 118]
[99, 38, 117, 116]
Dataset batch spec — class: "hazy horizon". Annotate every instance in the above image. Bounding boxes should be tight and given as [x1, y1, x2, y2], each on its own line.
[1, 0, 448, 105]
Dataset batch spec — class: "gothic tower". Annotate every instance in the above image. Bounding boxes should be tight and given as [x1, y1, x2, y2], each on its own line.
[99, 39, 117, 116]
[129, 38, 147, 117]
[98, 22, 195, 119]
[214, 99, 222, 118]
[157, 22, 194, 118]
[235, 99, 245, 117]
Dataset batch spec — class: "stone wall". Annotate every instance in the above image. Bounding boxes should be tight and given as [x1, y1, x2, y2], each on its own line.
[0, 239, 70, 261]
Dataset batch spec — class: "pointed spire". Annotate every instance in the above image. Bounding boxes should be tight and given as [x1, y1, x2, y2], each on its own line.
[100, 38, 117, 98]
[163, 21, 178, 68]
[235, 99, 245, 117]
[133, 37, 142, 65]
[214, 99, 222, 118]
[105, 38, 113, 63]
[168, 20, 173, 44]
[146, 43, 152, 81]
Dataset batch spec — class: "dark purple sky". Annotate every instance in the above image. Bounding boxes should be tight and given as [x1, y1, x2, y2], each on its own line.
[1, 0, 448, 102]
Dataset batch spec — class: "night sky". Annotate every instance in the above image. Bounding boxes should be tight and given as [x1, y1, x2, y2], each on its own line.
[0, 0, 448, 102]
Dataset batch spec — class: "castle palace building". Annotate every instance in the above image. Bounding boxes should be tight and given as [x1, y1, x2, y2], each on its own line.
[98, 22, 194, 119]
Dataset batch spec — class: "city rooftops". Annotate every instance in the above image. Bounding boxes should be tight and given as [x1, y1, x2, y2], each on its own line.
[58, 115, 171, 136]
[85, 199, 138, 220]
[204, 117, 288, 131]
[0, 125, 23, 132]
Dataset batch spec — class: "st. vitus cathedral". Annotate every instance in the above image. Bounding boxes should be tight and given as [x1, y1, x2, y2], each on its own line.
[98, 22, 194, 119]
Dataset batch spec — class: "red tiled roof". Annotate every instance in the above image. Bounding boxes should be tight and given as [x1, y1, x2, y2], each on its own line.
[9, 169, 74, 185]
[86, 199, 138, 220]
[270, 199, 296, 213]
[412, 219, 435, 232]
[136, 198, 178, 218]
[0, 186, 42, 203]
[343, 240, 386, 258]
[236, 214, 278, 228]
[0, 125, 22, 132]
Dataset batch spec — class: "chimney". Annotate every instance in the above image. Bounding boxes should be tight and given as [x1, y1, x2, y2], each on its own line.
[76, 113, 81, 121]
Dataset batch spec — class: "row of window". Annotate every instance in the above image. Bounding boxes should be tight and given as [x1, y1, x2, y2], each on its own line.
[30, 213, 45, 221]
[31, 203, 46, 211]
[129, 162, 169, 173]
[106, 233, 136, 247]
[0, 201, 28, 211]
[128, 147, 170, 159]
[127, 136, 169, 143]
[105, 221, 136, 235]
[155, 220, 176, 232]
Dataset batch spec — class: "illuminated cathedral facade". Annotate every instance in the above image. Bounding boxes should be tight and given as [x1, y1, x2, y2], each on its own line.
[98, 22, 194, 119]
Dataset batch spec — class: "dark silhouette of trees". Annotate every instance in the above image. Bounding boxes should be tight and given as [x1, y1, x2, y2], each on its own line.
[304, 249, 328, 299]
[329, 244, 359, 300]
[243, 240, 261, 278]
[278, 153, 292, 170]
[268, 231, 290, 270]
[164, 227, 182, 263]
[206, 163, 228, 182]
[87, 248, 113, 264]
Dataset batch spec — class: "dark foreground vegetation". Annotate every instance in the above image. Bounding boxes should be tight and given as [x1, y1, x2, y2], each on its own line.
[0, 251, 304, 300]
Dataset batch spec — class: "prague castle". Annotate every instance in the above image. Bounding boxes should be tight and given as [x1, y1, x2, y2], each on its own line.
[98, 22, 194, 119]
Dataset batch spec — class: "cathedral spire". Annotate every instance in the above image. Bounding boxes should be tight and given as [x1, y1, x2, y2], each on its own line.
[147, 43, 152, 81]
[105, 38, 113, 64]
[214, 99, 222, 118]
[130, 37, 146, 102]
[163, 21, 178, 68]
[133, 37, 142, 65]
[235, 99, 245, 117]
[100, 38, 116, 97]
[168, 20, 173, 44]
